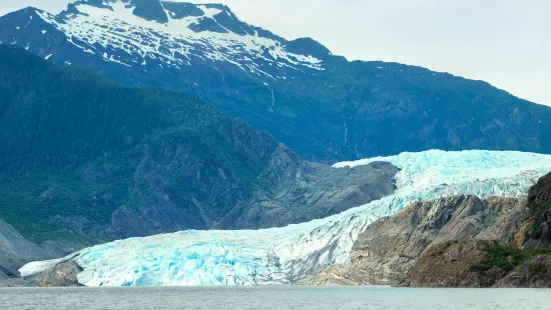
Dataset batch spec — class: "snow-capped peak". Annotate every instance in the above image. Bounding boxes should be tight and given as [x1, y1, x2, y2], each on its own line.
[67, 0, 236, 27]
[31, 0, 325, 80]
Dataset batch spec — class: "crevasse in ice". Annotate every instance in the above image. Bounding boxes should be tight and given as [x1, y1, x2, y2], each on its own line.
[19, 150, 551, 286]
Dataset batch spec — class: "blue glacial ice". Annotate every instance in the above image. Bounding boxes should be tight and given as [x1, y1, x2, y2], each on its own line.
[20, 150, 551, 286]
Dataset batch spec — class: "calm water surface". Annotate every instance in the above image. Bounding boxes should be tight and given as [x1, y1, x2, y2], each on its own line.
[1, 286, 550, 310]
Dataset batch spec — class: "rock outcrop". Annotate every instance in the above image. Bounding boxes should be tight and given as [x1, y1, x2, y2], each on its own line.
[0, 219, 81, 283]
[1, 220, 59, 278]
[309, 169, 551, 288]
[402, 240, 505, 287]
[307, 195, 526, 286]
[29, 261, 82, 287]
[525, 171, 551, 247]
[494, 254, 551, 288]
[103, 144, 399, 237]
[225, 146, 399, 229]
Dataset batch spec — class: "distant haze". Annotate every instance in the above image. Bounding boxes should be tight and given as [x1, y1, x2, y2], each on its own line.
[1, 0, 549, 106]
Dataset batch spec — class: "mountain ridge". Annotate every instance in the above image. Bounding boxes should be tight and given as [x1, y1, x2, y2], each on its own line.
[3, 1, 551, 161]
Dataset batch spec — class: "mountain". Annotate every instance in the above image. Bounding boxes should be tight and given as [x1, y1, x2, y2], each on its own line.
[18, 150, 551, 286]
[2, 1, 551, 162]
[0, 45, 398, 245]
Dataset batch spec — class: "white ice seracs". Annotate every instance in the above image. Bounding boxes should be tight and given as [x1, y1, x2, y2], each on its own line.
[334, 149, 551, 198]
[20, 150, 551, 286]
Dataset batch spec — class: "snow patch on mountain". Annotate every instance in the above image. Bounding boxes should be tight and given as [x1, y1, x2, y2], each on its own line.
[33, 0, 323, 79]
[20, 150, 551, 286]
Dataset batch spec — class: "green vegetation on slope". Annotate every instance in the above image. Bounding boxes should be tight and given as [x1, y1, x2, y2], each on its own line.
[0, 45, 279, 243]
[469, 245, 551, 274]
[469, 172, 551, 276]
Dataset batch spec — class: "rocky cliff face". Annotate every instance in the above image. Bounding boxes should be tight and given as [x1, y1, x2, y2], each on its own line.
[494, 254, 551, 288]
[403, 241, 551, 288]
[0, 220, 45, 278]
[307, 195, 526, 286]
[402, 171, 551, 288]
[309, 170, 551, 288]
[403, 240, 505, 287]
[223, 146, 399, 229]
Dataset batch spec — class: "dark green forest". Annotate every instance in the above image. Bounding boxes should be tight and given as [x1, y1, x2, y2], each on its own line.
[0, 45, 279, 243]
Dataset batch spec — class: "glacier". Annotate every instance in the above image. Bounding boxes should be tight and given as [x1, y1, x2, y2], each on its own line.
[20, 150, 551, 286]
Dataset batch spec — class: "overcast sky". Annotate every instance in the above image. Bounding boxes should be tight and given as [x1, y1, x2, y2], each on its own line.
[1, 0, 549, 106]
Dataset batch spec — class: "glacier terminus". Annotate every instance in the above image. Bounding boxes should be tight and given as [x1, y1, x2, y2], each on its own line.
[20, 150, 551, 286]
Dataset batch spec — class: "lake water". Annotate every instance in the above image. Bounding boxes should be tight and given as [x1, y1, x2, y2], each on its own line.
[1, 286, 550, 309]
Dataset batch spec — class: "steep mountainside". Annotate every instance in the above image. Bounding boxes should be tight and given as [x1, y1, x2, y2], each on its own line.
[407, 171, 551, 288]
[0, 220, 80, 279]
[2, 1, 551, 161]
[0, 220, 51, 278]
[307, 196, 526, 286]
[308, 171, 551, 288]
[0, 45, 397, 245]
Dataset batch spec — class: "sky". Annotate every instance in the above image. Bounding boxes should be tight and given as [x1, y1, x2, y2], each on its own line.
[0, 0, 549, 106]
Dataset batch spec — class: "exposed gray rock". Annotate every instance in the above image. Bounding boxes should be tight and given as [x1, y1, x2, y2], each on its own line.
[0, 259, 82, 287]
[0, 219, 83, 279]
[107, 144, 399, 236]
[307, 195, 525, 286]
[494, 254, 551, 288]
[223, 145, 399, 229]
[0, 220, 51, 278]
[401, 240, 505, 288]
[27, 261, 82, 287]
[300, 264, 374, 286]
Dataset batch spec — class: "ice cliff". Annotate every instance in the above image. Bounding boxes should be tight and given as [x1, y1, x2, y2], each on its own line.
[20, 150, 551, 286]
